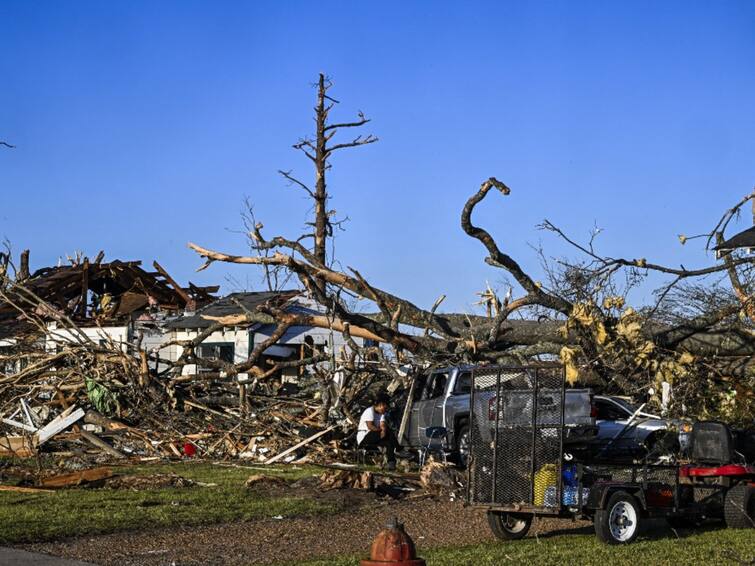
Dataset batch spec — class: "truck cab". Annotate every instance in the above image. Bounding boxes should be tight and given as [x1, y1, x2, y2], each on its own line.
[402, 366, 473, 462]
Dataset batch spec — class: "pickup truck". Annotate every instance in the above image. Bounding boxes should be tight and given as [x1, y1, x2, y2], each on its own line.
[400, 365, 597, 465]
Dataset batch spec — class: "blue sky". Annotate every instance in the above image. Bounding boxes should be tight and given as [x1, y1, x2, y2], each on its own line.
[1, 1, 754, 313]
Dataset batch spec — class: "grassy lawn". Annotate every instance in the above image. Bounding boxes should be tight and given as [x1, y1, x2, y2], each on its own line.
[287, 526, 755, 566]
[0, 460, 330, 544]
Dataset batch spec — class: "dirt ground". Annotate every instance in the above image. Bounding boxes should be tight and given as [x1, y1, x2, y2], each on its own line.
[22, 491, 588, 565]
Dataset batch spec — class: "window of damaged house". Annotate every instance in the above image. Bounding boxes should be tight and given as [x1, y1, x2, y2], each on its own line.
[197, 342, 235, 373]
[0, 346, 18, 374]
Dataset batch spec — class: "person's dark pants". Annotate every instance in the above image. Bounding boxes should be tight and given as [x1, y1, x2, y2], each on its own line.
[360, 429, 398, 463]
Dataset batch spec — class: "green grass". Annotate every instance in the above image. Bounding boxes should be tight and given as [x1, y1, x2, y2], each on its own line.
[0, 461, 331, 544]
[285, 526, 755, 566]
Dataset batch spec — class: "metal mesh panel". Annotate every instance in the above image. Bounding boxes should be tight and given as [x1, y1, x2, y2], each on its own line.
[468, 365, 565, 508]
[693, 486, 719, 503]
[586, 465, 677, 485]
[468, 366, 497, 503]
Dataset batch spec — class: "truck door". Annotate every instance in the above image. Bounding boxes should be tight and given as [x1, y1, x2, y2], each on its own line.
[413, 371, 449, 449]
[405, 373, 427, 447]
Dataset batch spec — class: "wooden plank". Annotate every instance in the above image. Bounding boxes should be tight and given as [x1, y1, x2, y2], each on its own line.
[39, 467, 114, 488]
[398, 376, 417, 445]
[83, 410, 130, 431]
[152, 260, 191, 304]
[36, 407, 85, 445]
[0, 436, 36, 457]
[1, 418, 37, 433]
[79, 430, 126, 459]
[264, 425, 335, 465]
[0, 485, 54, 494]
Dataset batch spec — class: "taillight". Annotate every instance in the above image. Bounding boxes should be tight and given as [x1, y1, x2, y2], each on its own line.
[590, 397, 598, 418]
[488, 396, 497, 420]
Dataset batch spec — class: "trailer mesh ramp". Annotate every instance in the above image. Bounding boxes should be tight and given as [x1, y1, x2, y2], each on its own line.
[468, 365, 565, 511]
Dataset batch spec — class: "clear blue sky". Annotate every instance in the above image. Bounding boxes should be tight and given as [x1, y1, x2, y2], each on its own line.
[1, 1, 754, 313]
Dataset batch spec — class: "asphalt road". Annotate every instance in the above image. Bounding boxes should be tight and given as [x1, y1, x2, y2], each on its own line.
[0, 548, 95, 566]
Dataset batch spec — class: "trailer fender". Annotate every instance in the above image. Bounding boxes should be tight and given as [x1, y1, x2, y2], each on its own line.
[590, 484, 648, 512]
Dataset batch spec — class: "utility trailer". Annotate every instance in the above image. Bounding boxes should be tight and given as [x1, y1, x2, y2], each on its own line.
[466, 365, 755, 544]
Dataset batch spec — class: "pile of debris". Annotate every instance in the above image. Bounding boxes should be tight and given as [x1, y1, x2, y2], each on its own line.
[0, 392, 352, 464]
[0, 253, 379, 466]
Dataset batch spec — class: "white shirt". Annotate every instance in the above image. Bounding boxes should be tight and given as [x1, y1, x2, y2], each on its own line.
[357, 406, 384, 444]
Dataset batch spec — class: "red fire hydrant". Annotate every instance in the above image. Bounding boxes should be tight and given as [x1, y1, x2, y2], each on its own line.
[360, 517, 426, 566]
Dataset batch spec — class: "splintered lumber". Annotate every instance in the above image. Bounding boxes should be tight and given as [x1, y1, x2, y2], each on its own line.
[83, 411, 130, 432]
[36, 407, 85, 445]
[1, 418, 37, 433]
[39, 467, 114, 488]
[264, 425, 335, 465]
[0, 485, 54, 494]
[79, 430, 126, 459]
[0, 436, 35, 457]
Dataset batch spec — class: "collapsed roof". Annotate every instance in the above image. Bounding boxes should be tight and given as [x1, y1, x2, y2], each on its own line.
[0, 256, 219, 337]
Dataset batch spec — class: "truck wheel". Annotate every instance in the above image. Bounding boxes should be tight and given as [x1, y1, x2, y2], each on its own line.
[595, 491, 642, 544]
[724, 484, 755, 529]
[487, 511, 532, 540]
[455, 423, 470, 467]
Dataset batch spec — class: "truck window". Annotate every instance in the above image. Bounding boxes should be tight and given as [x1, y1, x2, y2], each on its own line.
[454, 371, 471, 394]
[596, 399, 628, 420]
[412, 375, 428, 402]
[426, 372, 448, 399]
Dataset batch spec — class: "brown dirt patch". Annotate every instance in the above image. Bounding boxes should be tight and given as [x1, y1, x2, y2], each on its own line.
[22, 493, 588, 565]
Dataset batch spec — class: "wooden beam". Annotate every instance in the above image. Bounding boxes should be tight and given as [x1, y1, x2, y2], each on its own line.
[0, 485, 54, 494]
[36, 407, 85, 445]
[264, 425, 335, 465]
[39, 467, 114, 488]
[152, 261, 191, 305]
[80, 430, 126, 459]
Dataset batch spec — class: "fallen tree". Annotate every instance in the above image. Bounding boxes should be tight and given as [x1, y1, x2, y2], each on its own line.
[188, 74, 754, 424]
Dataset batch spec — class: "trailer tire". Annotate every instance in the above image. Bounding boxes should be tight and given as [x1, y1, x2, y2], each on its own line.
[595, 491, 642, 544]
[487, 511, 532, 540]
[724, 484, 755, 529]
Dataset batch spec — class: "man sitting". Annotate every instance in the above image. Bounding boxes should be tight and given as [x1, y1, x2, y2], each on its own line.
[357, 393, 399, 470]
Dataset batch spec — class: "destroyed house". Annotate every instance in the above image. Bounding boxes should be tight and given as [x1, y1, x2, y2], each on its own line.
[164, 291, 370, 383]
[0, 257, 218, 364]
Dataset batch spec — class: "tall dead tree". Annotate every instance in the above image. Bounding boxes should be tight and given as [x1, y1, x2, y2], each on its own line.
[282, 73, 376, 272]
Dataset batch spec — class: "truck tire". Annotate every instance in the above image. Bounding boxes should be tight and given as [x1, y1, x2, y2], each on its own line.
[724, 484, 755, 529]
[594, 491, 642, 544]
[455, 422, 470, 467]
[487, 511, 532, 540]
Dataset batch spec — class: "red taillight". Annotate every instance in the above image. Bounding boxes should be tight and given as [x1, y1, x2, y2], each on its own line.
[590, 402, 598, 418]
[488, 396, 497, 420]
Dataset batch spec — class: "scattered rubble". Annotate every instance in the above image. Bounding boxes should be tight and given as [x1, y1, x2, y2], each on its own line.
[0, 252, 398, 470]
[104, 473, 196, 490]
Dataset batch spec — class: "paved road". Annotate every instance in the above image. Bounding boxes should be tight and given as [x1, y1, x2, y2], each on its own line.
[0, 548, 95, 566]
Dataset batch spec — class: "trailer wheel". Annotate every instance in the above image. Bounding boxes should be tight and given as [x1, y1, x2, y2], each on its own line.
[487, 511, 532, 540]
[724, 484, 755, 529]
[595, 491, 642, 544]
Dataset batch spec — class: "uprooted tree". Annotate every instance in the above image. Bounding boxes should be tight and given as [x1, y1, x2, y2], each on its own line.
[188, 74, 754, 425]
